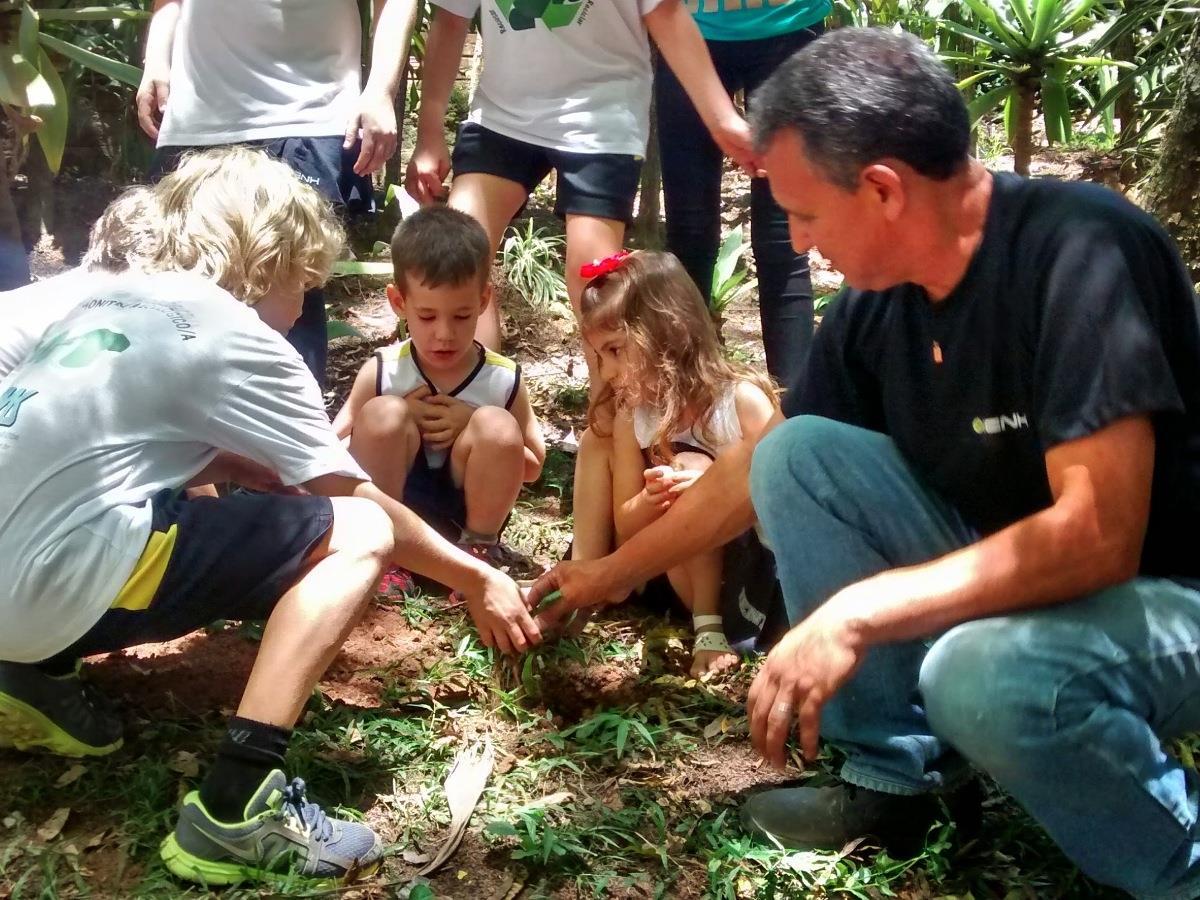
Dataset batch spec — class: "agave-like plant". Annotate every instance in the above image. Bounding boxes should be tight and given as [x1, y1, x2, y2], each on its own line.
[938, 0, 1116, 174]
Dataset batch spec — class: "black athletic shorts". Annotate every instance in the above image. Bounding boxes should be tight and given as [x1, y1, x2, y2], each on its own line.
[403, 452, 467, 542]
[450, 122, 643, 223]
[39, 489, 334, 667]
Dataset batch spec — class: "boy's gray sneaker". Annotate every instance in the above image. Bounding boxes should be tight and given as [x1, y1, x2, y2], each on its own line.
[161, 770, 384, 886]
[0, 661, 123, 757]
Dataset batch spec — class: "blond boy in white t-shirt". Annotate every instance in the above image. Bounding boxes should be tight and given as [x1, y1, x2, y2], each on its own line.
[0, 147, 540, 889]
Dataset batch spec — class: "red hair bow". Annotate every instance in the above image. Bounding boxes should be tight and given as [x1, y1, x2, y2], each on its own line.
[580, 251, 631, 280]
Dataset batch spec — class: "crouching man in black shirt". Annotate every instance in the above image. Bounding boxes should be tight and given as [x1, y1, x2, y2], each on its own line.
[530, 27, 1200, 896]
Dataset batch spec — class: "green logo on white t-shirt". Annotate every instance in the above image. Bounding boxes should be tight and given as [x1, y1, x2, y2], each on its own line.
[29, 328, 130, 369]
[496, 0, 584, 30]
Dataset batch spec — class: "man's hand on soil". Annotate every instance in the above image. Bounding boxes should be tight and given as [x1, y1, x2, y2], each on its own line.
[747, 598, 868, 767]
[529, 559, 628, 635]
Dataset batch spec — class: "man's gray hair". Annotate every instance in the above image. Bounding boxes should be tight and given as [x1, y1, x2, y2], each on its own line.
[750, 28, 970, 190]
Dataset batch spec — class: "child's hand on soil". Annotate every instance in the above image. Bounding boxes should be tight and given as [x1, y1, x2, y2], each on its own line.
[420, 394, 474, 450]
[465, 570, 542, 655]
[691, 648, 740, 679]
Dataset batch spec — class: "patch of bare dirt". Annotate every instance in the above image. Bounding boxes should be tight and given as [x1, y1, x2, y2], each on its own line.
[88, 603, 445, 718]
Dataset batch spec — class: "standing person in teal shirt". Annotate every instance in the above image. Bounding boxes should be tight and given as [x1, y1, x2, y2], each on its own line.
[655, 0, 829, 399]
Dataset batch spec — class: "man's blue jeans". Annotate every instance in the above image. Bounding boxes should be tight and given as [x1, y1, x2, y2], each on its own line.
[750, 416, 1200, 899]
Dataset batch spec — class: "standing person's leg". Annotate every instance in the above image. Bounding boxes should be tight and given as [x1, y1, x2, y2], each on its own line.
[744, 28, 823, 396]
[564, 213, 626, 390]
[556, 148, 640, 390]
[265, 137, 362, 390]
[448, 124, 550, 350]
[654, 46, 729, 304]
[921, 580, 1200, 898]
[448, 175, 528, 350]
[748, 415, 977, 793]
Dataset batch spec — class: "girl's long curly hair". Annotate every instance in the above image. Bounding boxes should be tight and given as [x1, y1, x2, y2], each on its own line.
[581, 251, 779, 464]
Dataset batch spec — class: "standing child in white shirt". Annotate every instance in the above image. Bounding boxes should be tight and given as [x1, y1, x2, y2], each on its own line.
[334, 206, 545, 564]
[405, 0, 756, 386]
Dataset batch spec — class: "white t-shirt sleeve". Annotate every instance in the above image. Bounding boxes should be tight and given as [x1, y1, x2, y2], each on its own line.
[432, 0, 479, 16]
[639, 0, 665, 13]
[205, 351, 368, 486]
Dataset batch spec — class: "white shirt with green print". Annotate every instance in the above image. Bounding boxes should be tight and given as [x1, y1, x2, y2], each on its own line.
[0, 271, 365, 664]
[435, 0, 665, 155]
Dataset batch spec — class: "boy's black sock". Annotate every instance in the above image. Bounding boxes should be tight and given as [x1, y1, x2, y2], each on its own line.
[198, 716, 291, 822]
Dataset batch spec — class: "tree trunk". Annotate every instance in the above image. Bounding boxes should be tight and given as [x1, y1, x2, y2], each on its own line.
[1012, 80, 1037, 177]
[632, 82, 664, 249]
[1143, 22, 1200, 282]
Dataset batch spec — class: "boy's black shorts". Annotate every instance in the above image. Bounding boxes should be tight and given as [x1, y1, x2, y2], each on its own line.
[451, 122, 643, 224]
[403, 452, 467, 541]
[40, 489, 334, 667]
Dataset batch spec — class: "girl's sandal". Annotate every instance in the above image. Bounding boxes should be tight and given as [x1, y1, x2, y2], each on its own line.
[692, 615, 738, 677]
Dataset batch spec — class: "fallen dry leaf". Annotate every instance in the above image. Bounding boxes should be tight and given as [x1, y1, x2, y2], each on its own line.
[55, 764, 87, 788]
[37, 807, 70, 842]
[168, 750, 200, 778]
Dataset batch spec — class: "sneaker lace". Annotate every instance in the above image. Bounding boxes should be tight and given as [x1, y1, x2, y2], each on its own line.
[280, 778, 334, 844]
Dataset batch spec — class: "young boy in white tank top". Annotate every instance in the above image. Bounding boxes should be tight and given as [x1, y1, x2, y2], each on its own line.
[333, 207, 545, 562]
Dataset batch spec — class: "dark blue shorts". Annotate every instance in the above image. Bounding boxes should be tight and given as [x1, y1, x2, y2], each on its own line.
[39, 489, 334, 667]
[152, 136, 375, 213]
[403, 452, 467, 541]
[450, 122, 642, 223]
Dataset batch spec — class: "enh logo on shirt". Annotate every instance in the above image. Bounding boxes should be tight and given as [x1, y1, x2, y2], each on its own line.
[972, 412, 1030, 435]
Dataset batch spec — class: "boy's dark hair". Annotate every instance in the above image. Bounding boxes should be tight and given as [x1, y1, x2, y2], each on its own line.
[750, 28, 970, 190]
[390, 205, 491, 289]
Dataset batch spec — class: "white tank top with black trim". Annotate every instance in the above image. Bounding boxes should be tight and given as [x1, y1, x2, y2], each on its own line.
[375, 338, 521, 469]
[632, 384, 742, 458]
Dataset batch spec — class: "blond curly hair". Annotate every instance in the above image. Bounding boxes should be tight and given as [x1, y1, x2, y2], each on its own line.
[81, 185, 164, 273]
[147, 146, 345, 304]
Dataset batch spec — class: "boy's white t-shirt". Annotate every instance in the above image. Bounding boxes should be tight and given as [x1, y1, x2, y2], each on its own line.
[0, 269, 103, 380]
[434, 0, 664, 156]
[0, 271, 366, 664]
[157, 0, 363, 146]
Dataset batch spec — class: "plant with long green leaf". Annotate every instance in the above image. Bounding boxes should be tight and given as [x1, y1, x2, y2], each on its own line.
[0, 2, 145, 173]
[709, 225, 757, 319]
[1088, 0, 1198, 169]
[501, 219, 568, 310]
[937, 0, 1117, 174]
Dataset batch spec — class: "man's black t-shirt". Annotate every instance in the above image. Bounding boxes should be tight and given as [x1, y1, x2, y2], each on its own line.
[794, 172, 1200, 579]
